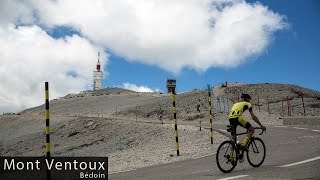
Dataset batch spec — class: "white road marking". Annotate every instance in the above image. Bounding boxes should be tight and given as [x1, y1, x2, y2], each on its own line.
[279, 156, 320, 167]
[297, 135, 316, 139]
[217, 175, 249, 180]
[193, 152, 216, 159]
[220, 129, 227, 132]
[293, 127, 308, 130]
[273, 126, 287, 128]
[108, 168, 137, 175]
[191, 169, 210, 174]
[312, 129, 320, 132]
[278, 141, 298, 145]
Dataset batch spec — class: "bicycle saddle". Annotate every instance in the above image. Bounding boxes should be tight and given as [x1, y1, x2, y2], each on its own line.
[226, 125, 236, 132]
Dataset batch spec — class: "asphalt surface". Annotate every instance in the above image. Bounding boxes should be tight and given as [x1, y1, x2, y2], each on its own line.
[109, 124, 320, 180]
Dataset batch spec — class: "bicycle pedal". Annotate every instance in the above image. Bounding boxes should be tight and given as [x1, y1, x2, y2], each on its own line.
[231, 160, 237, 166]
[239, 158, 244, 163]
[238, 154, 244, 159]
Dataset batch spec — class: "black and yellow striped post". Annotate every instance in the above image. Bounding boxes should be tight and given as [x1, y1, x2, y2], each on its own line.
[267, 96, 270, 114]
[45, 82, 51, 180]
[207, 84, 213, 144]
[116, 106, 118, 120]
[258, 95, 261, 112]
[281, 98, 284, 117]
[159, 105, 163, 124]
[301, 93, 306, 116]
[171, 90, 180, 156]
[45, 82, 50, 157]
[135, 106, 138, 122]
[197, 98, 201, 131]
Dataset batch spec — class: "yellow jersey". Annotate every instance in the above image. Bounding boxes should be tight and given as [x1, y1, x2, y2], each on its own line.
[229, 101, 252, 118]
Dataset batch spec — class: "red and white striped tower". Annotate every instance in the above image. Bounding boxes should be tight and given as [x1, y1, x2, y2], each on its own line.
[93, 52, 103, 90]
[96, 52, 101, 71]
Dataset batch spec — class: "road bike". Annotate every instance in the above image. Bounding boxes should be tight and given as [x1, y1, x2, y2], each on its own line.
[216, 125, 266, 173]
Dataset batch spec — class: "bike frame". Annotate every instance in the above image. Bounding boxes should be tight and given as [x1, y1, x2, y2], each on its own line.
[227, 125, 265, 157]
[228, 125, 265, 144]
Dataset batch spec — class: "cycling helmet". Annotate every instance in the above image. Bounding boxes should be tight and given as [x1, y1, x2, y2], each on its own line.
[241, 93, 251, 101]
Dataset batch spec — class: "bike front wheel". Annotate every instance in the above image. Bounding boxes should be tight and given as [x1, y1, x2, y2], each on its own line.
[246, 137, 266, 167]
[216, 141, 237, 173]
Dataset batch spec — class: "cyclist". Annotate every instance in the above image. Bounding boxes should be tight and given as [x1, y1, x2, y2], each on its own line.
[229, 93, 266, 149]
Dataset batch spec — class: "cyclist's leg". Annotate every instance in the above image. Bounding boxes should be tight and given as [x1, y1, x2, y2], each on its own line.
[238, 116, 253, 147]
[228, 118, 238, 161]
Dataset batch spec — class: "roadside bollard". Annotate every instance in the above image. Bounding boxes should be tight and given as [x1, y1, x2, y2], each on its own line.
[45, 82, 51, 180]
[171, 90, 180, 156]
[45, 82, 51, 157]
[301, 94, 306, 116]
[207, 84, 213, 144]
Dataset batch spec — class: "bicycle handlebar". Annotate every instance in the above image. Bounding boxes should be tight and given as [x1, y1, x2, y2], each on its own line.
[253, 127, 266, 135]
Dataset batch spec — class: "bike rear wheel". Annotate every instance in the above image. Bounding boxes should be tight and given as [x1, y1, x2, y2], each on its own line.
[216, 141, 237, 173]
[246, 137, 266, 167]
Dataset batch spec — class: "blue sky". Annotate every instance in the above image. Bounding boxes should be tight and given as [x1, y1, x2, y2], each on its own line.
[1, 0, 319, 112]
[105, 0, 320, 92]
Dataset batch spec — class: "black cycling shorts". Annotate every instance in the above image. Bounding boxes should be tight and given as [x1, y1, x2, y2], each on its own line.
[229, 117, 252, 129]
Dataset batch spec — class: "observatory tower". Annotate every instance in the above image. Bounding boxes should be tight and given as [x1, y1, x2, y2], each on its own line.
[93, 52, 103, 90]
[166, 79, 176, 94]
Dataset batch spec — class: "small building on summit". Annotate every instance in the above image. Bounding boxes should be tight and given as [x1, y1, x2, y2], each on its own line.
[166, 79, 176, 94]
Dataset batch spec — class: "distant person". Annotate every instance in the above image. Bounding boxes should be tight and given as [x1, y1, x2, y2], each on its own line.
[229, 93, 266, 149]
[221, 81, 227, 87]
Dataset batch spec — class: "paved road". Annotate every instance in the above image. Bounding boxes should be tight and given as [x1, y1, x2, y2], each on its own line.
[109, 124, 320, 179]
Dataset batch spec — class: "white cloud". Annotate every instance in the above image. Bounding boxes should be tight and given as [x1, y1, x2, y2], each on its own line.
[30, 0, 287, 72]
[0, 0, 35, 26]
[0, 24, 107, 112]
[120, 83, 160, 93]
